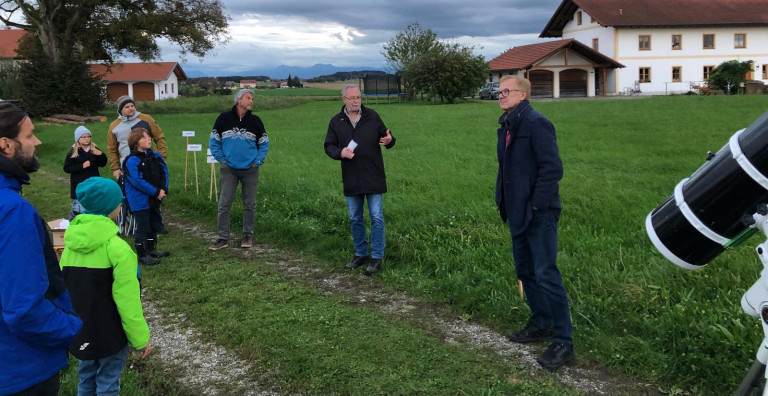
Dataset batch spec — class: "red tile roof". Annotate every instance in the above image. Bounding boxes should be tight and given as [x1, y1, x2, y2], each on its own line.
[542, 0, 768, 37]
[89, 62, 187, 82]
[0, 29, 28, 58]
[488, 39, 623, 71]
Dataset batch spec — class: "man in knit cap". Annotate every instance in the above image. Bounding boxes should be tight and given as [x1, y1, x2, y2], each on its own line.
[107, 95, 167, 180]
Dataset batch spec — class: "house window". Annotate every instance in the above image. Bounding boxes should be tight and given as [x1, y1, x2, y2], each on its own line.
[639, 67, 651, 83]
[734, 33, 746, 48]
[703, 34, 715, 49]
[703, 65, 714, 79]
[672, 66, 682, 82]
[590, 16, 596, 23]
[763, 65, 768, 79]
[672, 35, 682, 50]
[171, 83, 175, 93]
[577, 11, 583, 25]
[639, 35, 651, 51]
[592, 38, 599, 51]
[164, 83, 168, 94]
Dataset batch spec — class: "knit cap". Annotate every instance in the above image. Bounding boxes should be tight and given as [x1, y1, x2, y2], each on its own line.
[76, 177, 123, 216]
[74, 125, 91, 142]
[116, 95, 135, 116]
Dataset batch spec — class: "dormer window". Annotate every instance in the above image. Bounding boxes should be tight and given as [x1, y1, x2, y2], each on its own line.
[577, 11, 583, 25]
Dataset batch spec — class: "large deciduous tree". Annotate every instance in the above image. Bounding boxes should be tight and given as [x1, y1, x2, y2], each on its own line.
[382, 23, 486, 103]
[0, 0, 228, 114]
[0, 0, 229, 65]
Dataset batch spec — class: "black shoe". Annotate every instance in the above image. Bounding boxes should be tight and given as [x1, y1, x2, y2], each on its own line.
[365, 258, 382, 276]
[537, 342, 575, 371]
[135, 242, 160, 266]
[508, 323, 554, 343]
[346, 255, 369, 269]
[147, 239, 170, 258]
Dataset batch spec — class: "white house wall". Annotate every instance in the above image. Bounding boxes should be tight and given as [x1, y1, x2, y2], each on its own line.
[157, 73, 180, 100]
[561, 8, 616, 57]
[614, 27, 768, 94]
[560, 7, 768, 95]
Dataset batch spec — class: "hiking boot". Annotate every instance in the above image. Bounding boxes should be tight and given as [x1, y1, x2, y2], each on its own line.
[135, 242, 159, 266]
[365, 258, 382, 276]
[346, 255, 369, 269]
[147, 239, 170, 258]
[209, 239, 229, 251]
[537, 342, 575, 371]
[508, 323, 554, 343]
[241, 235, 253, 249]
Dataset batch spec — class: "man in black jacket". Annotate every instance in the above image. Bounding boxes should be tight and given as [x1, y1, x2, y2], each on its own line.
[324, 85, 396, 275]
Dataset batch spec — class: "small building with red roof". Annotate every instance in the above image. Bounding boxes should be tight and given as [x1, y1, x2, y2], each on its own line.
[89, 62, 187, 102]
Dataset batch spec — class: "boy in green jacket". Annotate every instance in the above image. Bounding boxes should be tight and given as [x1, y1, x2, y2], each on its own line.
[60, 177, 151, 396]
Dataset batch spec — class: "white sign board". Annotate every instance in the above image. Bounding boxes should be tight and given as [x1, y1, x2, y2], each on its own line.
[207, 156, 218, 164]
[207, 148, 212, 155]
[182, 131, 195, 137]
[187, 144, 203, 151]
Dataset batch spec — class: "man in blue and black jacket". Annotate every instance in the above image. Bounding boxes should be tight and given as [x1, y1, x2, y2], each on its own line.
[208, 89, 270, 251]
[0, 101, 82, 396]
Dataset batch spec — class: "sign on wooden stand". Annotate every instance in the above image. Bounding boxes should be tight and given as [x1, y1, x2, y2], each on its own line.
[207, 148, 218, 201]
[187, 143, 202, 194]
[182, 131, 195, 189]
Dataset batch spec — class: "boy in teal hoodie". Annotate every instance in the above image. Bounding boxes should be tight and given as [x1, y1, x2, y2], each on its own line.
[60, 177, 151, 396]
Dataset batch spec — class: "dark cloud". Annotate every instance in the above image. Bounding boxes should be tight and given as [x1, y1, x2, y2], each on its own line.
[222, 0, 563, 38]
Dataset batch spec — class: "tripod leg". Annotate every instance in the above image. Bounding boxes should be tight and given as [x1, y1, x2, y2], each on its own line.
[733, 359, 765, 396]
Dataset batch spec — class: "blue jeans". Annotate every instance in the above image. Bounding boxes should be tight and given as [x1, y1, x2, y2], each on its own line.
[346, 194, 385, 259]
[511, 208, 573, 345]
[217, 165, 260, 240]
[77, 346, 128, 396]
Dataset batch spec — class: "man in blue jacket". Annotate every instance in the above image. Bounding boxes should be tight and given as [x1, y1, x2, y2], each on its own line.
[0, 101, 83, 395]
[495, 76, 574, 370]
[208, 89, 270, 251]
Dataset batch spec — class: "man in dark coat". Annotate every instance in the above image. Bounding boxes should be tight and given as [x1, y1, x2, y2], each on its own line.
[324, 85, 396, 275]
[495, 75, 574, 370]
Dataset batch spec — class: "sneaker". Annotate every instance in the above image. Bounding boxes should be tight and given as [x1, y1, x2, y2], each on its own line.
[345, 255, 369, 269]
[241, 235, 253, 249]
[537, 342, 575, 371]
[508, 323, 554, 343]
[365, 258, 382, 276]
[209, 239, 229, 251]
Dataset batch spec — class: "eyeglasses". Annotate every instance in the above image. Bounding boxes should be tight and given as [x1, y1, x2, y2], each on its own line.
[343, 96, 362, 101]
[498, 88, 521, 98]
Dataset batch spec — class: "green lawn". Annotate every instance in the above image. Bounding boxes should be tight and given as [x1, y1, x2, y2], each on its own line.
[29, 94, 768, 395]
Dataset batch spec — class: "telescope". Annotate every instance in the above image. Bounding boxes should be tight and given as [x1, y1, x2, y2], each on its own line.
[645, 110, 768, 395]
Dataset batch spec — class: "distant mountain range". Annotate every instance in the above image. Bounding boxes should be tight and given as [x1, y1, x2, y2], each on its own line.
[183, 63, 387, 79]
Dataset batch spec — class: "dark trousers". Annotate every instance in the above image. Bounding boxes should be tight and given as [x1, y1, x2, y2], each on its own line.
[132, 207, 163, 243]
[511, 208, 573, 344]
[8, 373, 60, 396]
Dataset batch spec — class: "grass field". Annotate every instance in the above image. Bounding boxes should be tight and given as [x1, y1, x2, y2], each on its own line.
[28, 94, 768, 395]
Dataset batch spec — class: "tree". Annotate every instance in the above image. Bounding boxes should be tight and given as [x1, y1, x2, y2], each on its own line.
[382, 23, 439, 100]
[287, 74, 293, 87]
[707, 60, 754, 94]
[16, 35, 104, 116]
[0, 0, 229, 66]
[382, 23, 486, 104]
[292, 75, 301, 88]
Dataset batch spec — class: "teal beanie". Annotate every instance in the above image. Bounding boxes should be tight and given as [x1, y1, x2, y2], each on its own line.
[76, 177, 123, 216]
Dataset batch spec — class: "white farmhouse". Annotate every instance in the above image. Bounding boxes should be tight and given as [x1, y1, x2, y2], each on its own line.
[540, 0, 768, 95]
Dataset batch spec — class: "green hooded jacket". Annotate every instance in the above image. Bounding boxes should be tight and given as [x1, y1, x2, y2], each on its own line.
[60, 214, 149, 360]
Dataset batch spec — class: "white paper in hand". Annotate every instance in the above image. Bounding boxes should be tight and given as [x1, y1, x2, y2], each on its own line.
[347, 139, 358, 151]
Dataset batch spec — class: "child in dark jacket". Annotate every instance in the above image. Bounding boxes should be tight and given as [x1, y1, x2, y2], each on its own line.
[123, 128, 170, 265]
[60, 177, 151, 396]
[63, 126, 107, 220]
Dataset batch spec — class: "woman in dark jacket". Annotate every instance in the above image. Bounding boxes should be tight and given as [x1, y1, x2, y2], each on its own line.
[63, 126, 108, 219]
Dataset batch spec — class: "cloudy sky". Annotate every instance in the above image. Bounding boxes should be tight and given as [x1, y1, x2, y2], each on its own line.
[158, 0, 564, 76]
